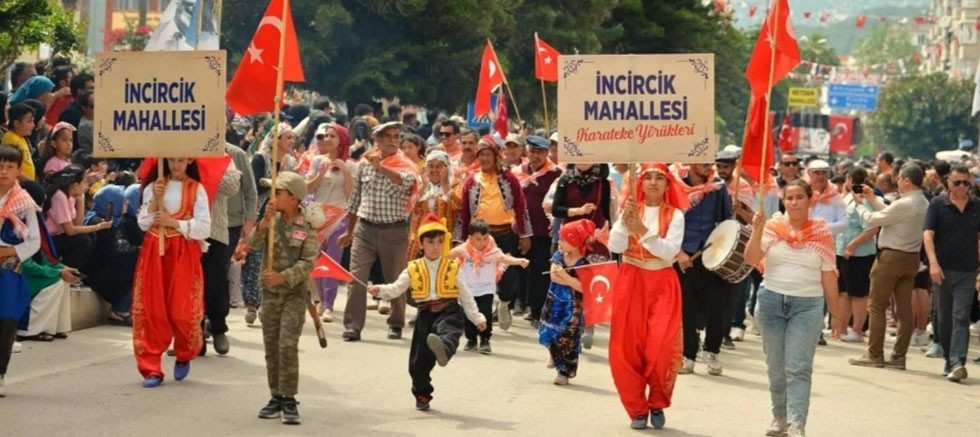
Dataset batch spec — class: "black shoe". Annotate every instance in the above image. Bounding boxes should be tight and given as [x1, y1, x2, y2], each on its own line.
[721, 337, 735, 350]
[281, 397, 300, 425]
[342, 329, 361, 342]
[258, 396, 283, 419]
[817, 333, 827, 346]
[388, 327, 402, 340]
[213, 333, 230, 356]
[478, 339, 492, 355]
[523, 313, 535, 321]
[464, 340, 478, 352]
[415, 395, 431, 411]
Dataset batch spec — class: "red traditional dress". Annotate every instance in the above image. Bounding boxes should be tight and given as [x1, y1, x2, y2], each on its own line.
[607, 163, 689, 419]
[132, 178, 210, 380]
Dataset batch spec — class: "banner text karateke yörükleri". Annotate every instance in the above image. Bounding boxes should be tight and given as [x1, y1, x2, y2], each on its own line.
[557, 54, 715, 163]
[114, 78, 207, 131]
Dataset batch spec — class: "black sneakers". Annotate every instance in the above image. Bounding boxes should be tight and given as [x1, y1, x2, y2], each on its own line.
[464, 340, 477, 352]
[416, 395, 431, 411]
[258, 396, 283, 419]
[281, 397, 300, 425]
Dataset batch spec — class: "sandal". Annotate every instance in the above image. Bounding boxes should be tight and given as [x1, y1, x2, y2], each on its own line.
[108, 312, 133, 327]
[53, 333, 69, 339]
[18, 333, 55, 342]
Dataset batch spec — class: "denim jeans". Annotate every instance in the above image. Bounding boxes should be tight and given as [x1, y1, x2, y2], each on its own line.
[934, 269, 977, 371]
[755, 286, 824, 427]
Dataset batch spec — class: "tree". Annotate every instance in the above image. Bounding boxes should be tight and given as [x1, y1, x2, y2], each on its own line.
[852, 24, 918, 72]
[871, 73, 974, 159]
[798, 33, 840, 67]
[0, 0, 86, 73]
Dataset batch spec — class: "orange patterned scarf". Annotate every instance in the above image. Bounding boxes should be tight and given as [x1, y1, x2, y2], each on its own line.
[811, 185, 843, 206]
[0, 183, 40, 239]
[371, 149, 421, 213]
[514, 159, 556, 187]
[763, 214, 836, 269]
[450, 237, 505, 279]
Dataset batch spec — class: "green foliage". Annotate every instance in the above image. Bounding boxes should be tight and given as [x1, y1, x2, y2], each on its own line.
[0, 0, 86, 73]
[798, 34, 840, 66]
[871, 73, 974, 159]
[852, 24, 919, 71]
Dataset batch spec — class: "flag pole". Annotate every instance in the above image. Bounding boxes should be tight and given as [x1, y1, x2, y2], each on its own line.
[267, 0, 290, 263]
[157, 159, 165, 256]
[194, 0, 204, 48]
[540, 79, 550, 132]
[756, 0, 782, 214]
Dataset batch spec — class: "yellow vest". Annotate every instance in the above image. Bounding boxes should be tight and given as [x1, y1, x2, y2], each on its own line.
[408, 257, 460, 300]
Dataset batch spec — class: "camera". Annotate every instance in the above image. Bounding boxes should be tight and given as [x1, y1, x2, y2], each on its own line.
[851, 184, 864, 193]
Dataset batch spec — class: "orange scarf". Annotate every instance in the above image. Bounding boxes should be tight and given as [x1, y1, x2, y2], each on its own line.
[0, 183, 39, 239]
[450, 238, 505, 279]
[367, 149, 421, 213]
[514, 159, 556, 187]
[763, 215, 836, 269]
[680, 168, 723, 206]
[811, 185, 843, 206]
[728, 176, 755, 208]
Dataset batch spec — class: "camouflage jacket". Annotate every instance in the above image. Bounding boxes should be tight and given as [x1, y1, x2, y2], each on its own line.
[249, 211, 318, 294]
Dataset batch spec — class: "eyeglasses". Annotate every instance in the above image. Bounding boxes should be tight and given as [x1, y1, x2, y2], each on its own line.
[439, 132, 454, 137]
[951, 180, 972, 187]
[315, 134, 326, 140]
[781, 161, 799, 167]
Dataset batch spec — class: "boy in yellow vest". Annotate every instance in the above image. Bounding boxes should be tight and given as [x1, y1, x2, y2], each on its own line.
[368, 213, 486, 411]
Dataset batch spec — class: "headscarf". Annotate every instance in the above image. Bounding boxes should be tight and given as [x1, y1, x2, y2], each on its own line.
[85, 185, 126, 225]
[636, 163, 691, 212]
[559, 163, 607, 187]
[10, 76, 55, 105]
[559, 219, 597, 255]
[328, 123, 350, 161]
[124, 184, 141, 218]
[475, 135, 505, 172]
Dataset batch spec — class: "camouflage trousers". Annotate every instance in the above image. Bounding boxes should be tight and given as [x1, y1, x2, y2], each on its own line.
[260, 288, 307, 397]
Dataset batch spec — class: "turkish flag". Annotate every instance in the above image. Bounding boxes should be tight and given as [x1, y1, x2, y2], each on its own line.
[745, 0, 800, 96]
[856, 15, 867, 28]
[534, 33, 560, 82]
[744, 0, 800, 97]
[777, 114, 794, 152]
[494, 92, 508, 139]
[577, 262, 617, 327]
[226, 0, 306, 116]
[749, 5, 758, 18]
[742, 95, 774, 184]
[311, 251, 354, 281]
[136, 155, 232, 208]
[828, 116, 854, 153]
[475, 41, 505, 116]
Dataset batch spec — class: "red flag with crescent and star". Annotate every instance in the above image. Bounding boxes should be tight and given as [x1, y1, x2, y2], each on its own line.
[475, 41, 505, 116]
[744, 0, 800, 97]
[311, 251, 354, 281]
[226, 0, 305, 115]
[576, 262, 618, 327]
[534, 33, 560, 82]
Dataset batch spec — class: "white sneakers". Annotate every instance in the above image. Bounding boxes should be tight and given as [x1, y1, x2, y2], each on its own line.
[787, 424, 806, 437]
[12, 342, 22, 353]
[679, 357, 695, 374]
[498, 303, 512, 331]
[948, 365, 968, 383]
[911, 329, 931, 348]
[970, 322, 979, 334]
[321, 309, 333, 323]
[840, 331, 863, 343]
[730, 327, 745, 342]
[553, 375, 569, 386]
[765, 417, 788, 436]
[703, 352, 723, 376]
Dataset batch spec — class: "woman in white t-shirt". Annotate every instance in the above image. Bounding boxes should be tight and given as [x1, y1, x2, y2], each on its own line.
[305, 123, 354, 323]
[743, 179, 839, 437]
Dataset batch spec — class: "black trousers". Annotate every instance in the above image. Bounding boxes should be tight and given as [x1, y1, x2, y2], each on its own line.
[464, 294, 494, 342]
[526, 236, 553, 319]
[409, 304, 464, 399]
[52, 233, 93, 271]
[677, 254, 730, 359]
[492, 231, 519, 303]
[0, 318, 18, 375]
[202, 239, 231, 335]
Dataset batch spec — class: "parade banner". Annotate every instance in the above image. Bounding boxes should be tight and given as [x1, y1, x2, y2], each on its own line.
[557, 54, 715, 163]
[94, 50, 227, 158]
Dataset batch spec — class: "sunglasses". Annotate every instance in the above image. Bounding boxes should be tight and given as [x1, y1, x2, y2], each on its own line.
[439, 132, 454, 137]
[781, 161, 799, 167]
[951, 180, 972, 187]
[316, 134, 327, 140]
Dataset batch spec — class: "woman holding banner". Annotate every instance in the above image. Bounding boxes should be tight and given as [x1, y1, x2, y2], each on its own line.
[133, 158, 210, 388]
[606, 163, 687, 430]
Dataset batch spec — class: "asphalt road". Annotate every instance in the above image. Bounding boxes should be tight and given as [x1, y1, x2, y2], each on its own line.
[2, 292, 978, 436]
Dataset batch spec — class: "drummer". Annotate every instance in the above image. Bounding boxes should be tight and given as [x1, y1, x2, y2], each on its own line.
[804, 159, 847, 345]
[715, 149, 757, 345]
[676, 162, 732, 376]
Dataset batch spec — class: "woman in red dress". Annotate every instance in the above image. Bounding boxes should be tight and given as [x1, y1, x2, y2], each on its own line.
[132, 158, 211, 388]
[606, 163, 688, 430]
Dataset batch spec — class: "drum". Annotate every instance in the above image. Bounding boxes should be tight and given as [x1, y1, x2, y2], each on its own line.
[702, 220, 753, 284]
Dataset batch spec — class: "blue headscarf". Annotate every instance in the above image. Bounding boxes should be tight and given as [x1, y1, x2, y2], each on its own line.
[85, 185, 125, 225]
[124, 184, 141, 218]
[10, 76, 55, 105]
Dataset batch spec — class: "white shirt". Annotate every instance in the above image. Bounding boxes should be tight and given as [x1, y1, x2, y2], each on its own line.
[810, 189, 848, 236]
[760, 240, 834, 298]
[138, 180, 212, 241]
[458, 258, 499, 297]
[608, 205, 685, 262]
[0, 190, 40, 261]
[376, 257, 487, 326]
[306, 157, 354, 207]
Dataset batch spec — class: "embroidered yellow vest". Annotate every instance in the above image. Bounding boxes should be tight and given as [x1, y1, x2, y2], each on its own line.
[408, 257, 460, 300]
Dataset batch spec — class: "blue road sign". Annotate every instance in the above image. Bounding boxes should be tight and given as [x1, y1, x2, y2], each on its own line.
[827, 83, 878, 111]
[466, 94, 498, 129]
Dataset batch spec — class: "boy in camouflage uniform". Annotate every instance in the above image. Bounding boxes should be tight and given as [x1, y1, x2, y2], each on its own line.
[249, 172, 318, 425]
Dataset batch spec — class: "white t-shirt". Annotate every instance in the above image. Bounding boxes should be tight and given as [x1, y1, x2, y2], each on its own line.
[307, 157, 354, 208]
[458, 258, 499, 297]
[761, 240, 834, 298]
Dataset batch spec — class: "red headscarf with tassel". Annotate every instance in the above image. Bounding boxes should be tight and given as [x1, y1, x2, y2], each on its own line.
[625, 163, 690, 261]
